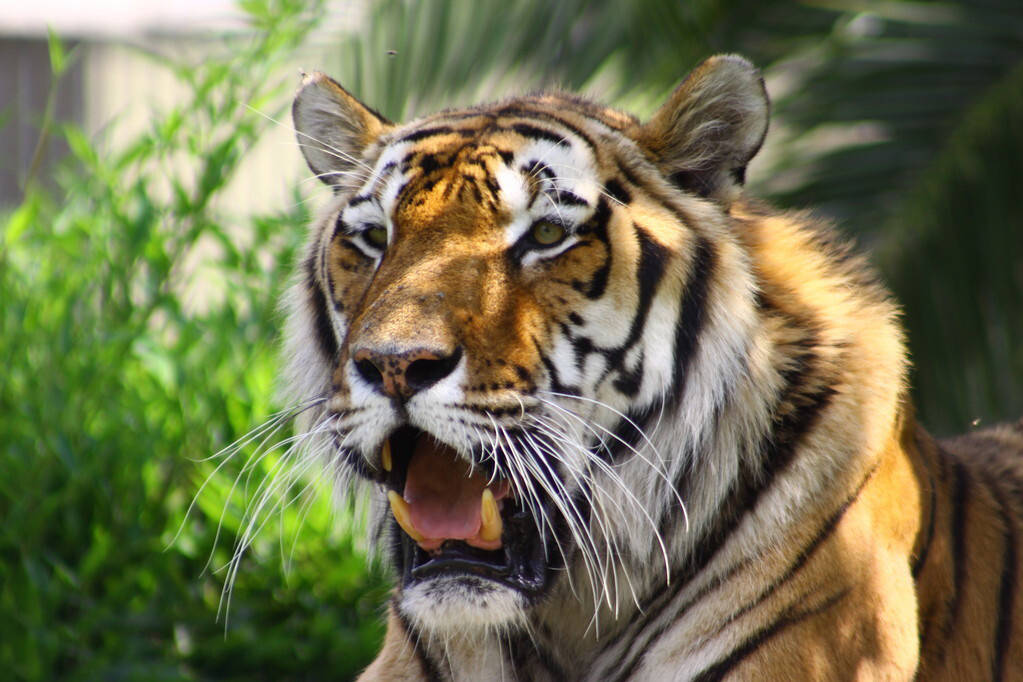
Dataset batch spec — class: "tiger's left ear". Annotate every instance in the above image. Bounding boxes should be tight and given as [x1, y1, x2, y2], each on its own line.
[292, 71, 393, 187]
[631, 55, 769, 204]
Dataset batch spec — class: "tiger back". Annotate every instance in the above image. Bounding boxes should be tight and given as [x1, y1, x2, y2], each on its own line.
[285, 55, 1023, 680]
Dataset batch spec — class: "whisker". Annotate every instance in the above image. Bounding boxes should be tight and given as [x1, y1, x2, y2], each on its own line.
[539, 392, 689, 531]
[215, 416, 338, 624]
[527, 413, 652, 616]
[516, 427, 612, 613]
[173, 397, 327, 562]
[532, 397, 678, 582]
[245, 103, 376, 175]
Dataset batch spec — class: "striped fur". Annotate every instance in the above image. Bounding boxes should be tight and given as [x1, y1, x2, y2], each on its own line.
[283, 55, 1023, 680]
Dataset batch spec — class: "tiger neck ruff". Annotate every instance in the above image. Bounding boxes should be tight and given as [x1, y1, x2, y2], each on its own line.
[284, 55, 1023, 680]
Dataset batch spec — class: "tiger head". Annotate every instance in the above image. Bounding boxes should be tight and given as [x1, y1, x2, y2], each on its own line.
[286, 56, 769, 637]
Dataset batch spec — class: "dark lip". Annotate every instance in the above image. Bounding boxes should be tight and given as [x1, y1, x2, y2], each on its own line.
[399, 508, 550, 598]
[379, 425, 556, 600]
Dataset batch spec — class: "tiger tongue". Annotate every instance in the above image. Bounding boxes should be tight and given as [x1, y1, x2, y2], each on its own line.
[403, 437, 504, 550]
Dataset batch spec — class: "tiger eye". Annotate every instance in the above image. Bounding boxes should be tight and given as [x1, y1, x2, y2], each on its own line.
[364, 225, 388, 249]
[531, 220, 565, 246]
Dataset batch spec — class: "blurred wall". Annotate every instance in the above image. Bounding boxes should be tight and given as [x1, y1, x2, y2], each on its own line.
[0, 37, 83, 204]
[1, 35, 310, 214]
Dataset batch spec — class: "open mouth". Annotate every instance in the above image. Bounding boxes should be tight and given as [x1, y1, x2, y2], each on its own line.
[380, 426, 549, 597]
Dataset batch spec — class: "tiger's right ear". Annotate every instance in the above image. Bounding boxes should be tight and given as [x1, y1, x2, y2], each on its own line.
[630, 55, 769, 205]
[292, 72, 392, 186]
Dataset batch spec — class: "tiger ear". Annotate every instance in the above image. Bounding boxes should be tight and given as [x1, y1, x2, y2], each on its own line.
[631, 55, 769, 203]
[292, 72, 392, 186]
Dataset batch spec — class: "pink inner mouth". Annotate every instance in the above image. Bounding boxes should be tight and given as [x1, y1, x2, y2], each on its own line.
[402, 436, 510, 551]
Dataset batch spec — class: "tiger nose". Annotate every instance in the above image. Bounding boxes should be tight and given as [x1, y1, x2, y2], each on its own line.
[352, 347, 463, 400]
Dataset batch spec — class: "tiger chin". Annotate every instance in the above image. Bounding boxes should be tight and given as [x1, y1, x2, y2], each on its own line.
[281, 55, 1023, 680]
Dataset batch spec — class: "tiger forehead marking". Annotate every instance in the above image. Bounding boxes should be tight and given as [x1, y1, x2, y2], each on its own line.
[354, 112, 605, 245]
[321, 105, 684, 423]
[285, 55, 1023, 681]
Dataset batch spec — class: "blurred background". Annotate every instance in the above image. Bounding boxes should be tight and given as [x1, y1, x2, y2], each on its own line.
[1, 0, 1021, 679]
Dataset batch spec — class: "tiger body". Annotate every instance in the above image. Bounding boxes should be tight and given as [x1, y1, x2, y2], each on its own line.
[285, 56, 1023, 680]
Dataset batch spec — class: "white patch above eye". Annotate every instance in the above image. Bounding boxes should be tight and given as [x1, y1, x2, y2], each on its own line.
[496, 164, 529, 216]
[516, 138, 600, 202]
[339, 198, 384, 228]
[500, 138, 601, 249]
[365, 140, 412, 216]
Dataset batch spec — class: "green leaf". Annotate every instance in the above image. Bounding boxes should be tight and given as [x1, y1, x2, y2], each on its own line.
[3, 198, 37, 244]
[46, 27, 66, 77]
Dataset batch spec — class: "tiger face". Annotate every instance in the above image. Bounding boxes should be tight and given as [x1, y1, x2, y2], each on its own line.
[287, 57, 768, 636]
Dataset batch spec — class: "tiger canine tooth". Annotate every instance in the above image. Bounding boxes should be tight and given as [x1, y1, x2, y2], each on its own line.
[387, 490, 424, 542]
[479, 488, 503, 542]
[381, 440, 392, 472]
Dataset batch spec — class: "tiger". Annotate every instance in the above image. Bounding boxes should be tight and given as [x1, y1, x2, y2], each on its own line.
[282, 55, 1023, 680]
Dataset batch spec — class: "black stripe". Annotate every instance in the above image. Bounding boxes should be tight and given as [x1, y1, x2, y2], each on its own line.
[497, 148, 514, 165]
[509, 122, 570, 147]
[620, 161, 702, 232]
[625, 227, 670, 349]
[668, 237, 715, 398]
[609, 352, 644, 398]
[602, 239, 724, 677]
[331, 215, 349, 242]
[522, 159, 554, 181]
[987, 476, 1018, 682]
[604, 178, 631, 205]
[714, 465, 878, 634]
[692, 589, 850, 682]
[597, 404, 659, 465]
[535, 334, 577, 396]
[613, 386, 837, 680]
[613, 323, 838, 679]
[393, 605, 444, 682]
[346, 194, 375, 208]
[571, 198, 612, 299]
[604, 553, 756, 681]
[496, 106, 598, 151]
[912, 438, 938, 578]
[609, 226, 670, 398]
[508, 628, 567, 679]
[398, 125, 455, 143]
[305, 258, 338, 361]
[552, 189, 588, 207]
[943, 458, 970, 644]
[462, 174, 483, 204]
[416, 152, 441, 175]
[324, 261, 339, 309]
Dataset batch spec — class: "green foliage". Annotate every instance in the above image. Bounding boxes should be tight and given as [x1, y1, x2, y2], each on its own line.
[880, 62, 1023, 433]
[1, 2, 387, 680]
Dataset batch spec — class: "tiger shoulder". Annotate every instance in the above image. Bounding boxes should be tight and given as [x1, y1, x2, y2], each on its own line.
[282, 54, 1023, 680]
